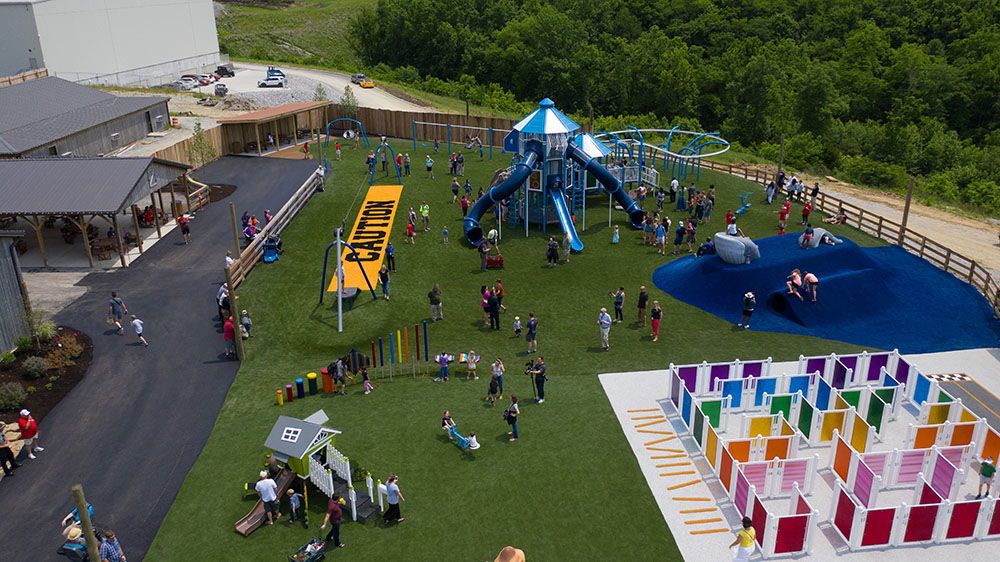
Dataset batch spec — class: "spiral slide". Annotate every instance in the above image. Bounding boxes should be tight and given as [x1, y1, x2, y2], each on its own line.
[565, 140, 645, 229]
[463, 140, 544, 247]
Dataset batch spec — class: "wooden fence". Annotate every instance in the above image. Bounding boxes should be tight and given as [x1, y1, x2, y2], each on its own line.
[227, 169, 324, 288]
[696, 159, 1000, 316]
[0, 68, 48, 87]
[153, 125, 225, 167]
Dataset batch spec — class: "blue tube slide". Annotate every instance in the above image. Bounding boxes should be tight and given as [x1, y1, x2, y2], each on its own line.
[565, 140, 645, 228]
[464, 139, 543, 246]
[546, 177, 584, 251]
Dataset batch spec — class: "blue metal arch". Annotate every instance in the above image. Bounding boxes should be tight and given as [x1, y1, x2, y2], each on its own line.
[324, 118, 371, 148]
[369, 142, 403, 185]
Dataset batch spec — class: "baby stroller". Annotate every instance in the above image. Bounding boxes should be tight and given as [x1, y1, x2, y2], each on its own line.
[288, 538, 326, 561]
[486, 251, 504, 269]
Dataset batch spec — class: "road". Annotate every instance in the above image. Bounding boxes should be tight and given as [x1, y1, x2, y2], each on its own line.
[219, 62, 432, 112]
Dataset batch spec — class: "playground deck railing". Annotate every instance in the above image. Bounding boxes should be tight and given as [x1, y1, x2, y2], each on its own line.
[697, 158, 1000, 317]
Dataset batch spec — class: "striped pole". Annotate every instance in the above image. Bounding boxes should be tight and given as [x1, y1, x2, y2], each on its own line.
[388, 332, 395, 380]
[414, 324, 421, 361]
[378, 337, 384, 378]
[396, 329, 402, 364]
[422, 321, 429, 375]
[403, 326, 410, 366]
[371, 341, 377, 378]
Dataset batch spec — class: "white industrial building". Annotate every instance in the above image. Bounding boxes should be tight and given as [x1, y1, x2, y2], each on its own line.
[0, 0, 221, 86]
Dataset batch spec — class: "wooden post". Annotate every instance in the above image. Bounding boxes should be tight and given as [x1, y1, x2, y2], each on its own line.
[224, 265, 245, 360]
[150, 195, 162, 238]
[157, 189, 167, 222]
[919, 237, 927, 258]
[27, 215, 48, 267]
[230, 202, 241, 256]
[944, 249, 952, 272]
[877, 216, 883, 238]
[71, 484, 101, 562]
[112, 213, 127, 267]
[183, 174, 192, 214]
[76, 214, 94, 267]
[898, 177, 915, 245]
[168, 181, 177, 218]
[255, 123, 262, 156]
[131, 206, 144, 253]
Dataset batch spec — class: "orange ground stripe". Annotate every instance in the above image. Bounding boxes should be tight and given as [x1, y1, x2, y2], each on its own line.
[680, 508, 717, 514]
[644, 437, 674, 446]
[627, 408, 661, 413]
[667, 479, 701, 490]
[685, 518, 724, 525]
[673, 497, 711, 501]
[637, 430, 674, 436]
[634, 419, 668, 428]
[655, 462, 692, 468]
[646, 447, 684, 453]
[650, 454, 686, 459]
[660, 471, 697, 476]
[631, 415, 666, 421]
[690, 528, 730, 535]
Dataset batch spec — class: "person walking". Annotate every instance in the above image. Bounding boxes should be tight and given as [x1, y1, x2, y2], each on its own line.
[419, 201, 430, 231]
[730, 517, 756, 561]
[98, 529, 126, 562]
[530, 356, 547, 402]
[287, 488, 305, 526]
[525, 312, 538, 354]
[130, 314, 148, 346]
[379, 265, 390, 300]
[177, 215, 191, 244]
[505, 395, 520, 442]
[17, 409, 43, 459]
[491, 358, 505, 400]
[216, 283, 229, 322]
[0, 424, 20, 478]
[597, 308, 612, 351]
[223, 316, 237, 360]
[320, 494, 347, 548]
[460, 195, 470, 218]
[738, 291, 756, 329]
[428, 284, 443, 321]
[386, 241, 396, 272]
[488, 290, 501, 330]
[650, 301, 663, 342]
[610, 287, 625, 323]
[637, 286, 649, 326]
[425, 155, 434, 179]
[403, 153, 411, 176]
[382, 474, 405, 524]
[562, 233, 572, 263]
[255, 470, 281, 525]
[108, 292, 128, 335]
[493, 279, 506, 311]
[977, 457, 996, 499]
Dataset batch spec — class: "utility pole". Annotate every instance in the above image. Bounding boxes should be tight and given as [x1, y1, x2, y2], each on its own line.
[335, 226, 344, 333]
[71, 485, 101, 562]
[898, 176, 915, 245]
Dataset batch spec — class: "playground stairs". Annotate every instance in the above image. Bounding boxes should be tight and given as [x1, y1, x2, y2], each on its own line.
[332, 476, 380, 524]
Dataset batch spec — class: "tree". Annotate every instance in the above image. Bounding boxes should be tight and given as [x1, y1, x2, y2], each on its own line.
[184, 121, 217, 168]
[313, 83, 328, 101]
[340, 85, 359, 118]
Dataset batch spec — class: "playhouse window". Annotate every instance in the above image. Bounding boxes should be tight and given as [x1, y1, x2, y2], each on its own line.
[281, 428, 301, 442]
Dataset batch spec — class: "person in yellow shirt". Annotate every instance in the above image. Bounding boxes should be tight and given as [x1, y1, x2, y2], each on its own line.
[729, 516, 756, 560]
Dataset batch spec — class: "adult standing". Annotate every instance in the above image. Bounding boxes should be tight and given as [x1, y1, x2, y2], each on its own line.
[223, 316, 237, 360]
[460, 195, 470, 218]
[0, 424, 20, 477]
[382, 474, 405, 524]
[562, 233, 572, 263]
[425, 155, 434, 179]
[650, 301, 663, 342]
[108, 292, 128, 335]
[637, 286, 649, 326]
[320, 494, 347, 549]
[487, 291, 501, 331]
[525, 312, 538, 354]
[669, 177, 679, 203]
[216, 283, 229, 322]
[98, 529, 126, 562]
[491, 358, 505, 400]
[505, 395, 520, 442]
[379, 265, 390, 301]
[738, 291, 756, 329]
[479, 243, 490, 272]
[597, 308, 612, 351]
[545, 237, 559, 267]
[386, 242, 396, 272]
[403, 153, 411, 176]
[494, 279, 506, 312]
[610, 287, 625, 323]
[428, 284, 443, 321]
[530, 356, 547, 403]
[255, 470, 281, 525]
[419, 201, 430, 231]
[17, 409, 43, 459]
[810, 182, 820, 208]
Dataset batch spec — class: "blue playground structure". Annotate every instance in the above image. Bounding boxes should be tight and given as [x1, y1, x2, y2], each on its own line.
[323, 118, 370, 149]
[447, 426, 479, 451]
[735, 191, 753, 216]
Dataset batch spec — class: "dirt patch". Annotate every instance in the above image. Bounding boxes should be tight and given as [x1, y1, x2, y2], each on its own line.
[108, 89, 250, 119]
[208, 184, 238, 202]
[0, 327, 93, 422]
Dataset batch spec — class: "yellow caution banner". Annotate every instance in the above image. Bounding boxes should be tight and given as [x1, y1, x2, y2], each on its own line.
[330, 184, 404, 291]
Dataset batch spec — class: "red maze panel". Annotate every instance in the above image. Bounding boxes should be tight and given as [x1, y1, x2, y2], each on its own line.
[904, 505, 938, 542]
[774, 515, 808, 554]
[946, 502, 980, 539]
[752, 498, 768, 547]
[834, 490, 856, 541]
[861, 508, 895, 546]
[988, 499, 1000, 535]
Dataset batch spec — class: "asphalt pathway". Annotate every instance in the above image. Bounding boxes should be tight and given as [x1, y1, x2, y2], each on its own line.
[0, 155, 319, 561]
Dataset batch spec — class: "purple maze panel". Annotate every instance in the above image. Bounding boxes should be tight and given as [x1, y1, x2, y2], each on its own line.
[742, 361, 764, 378]
[868, 353, 889, 381]
[805, 357, 826, 376]
[853, 461, 875, 507]
[709, 363, 731, 392]
[931, 454, 956, 500]
[678, 365, 698, 392]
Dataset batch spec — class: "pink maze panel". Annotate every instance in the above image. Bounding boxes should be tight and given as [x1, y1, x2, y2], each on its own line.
[774, 515, 809, 554]
[946, 501, 980, 539]
[835, 489, 856, 541]
[735, 470, 751, 515]
[861, 507, 895, 546]
[853, 461, 875, 507]
[741, 462, 767, 491]
[781, 459, 809, 494]
[860, 452, 887, 477]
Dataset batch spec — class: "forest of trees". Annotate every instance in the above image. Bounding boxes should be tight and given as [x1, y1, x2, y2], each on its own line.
[350, 0, 1000, 212]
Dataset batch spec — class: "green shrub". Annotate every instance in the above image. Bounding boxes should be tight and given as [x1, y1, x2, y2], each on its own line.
[839, 155, 909, 191]
[45, 383, 53, 391]
[46, 335, 83, 368]
[25, 386, 36, 394]
[0, 352, 15, 370]
[0, 382, 27, 410]
[14, 336, 33, 351]
[35, 320, 57, 343]
[22, 356, 50, 379]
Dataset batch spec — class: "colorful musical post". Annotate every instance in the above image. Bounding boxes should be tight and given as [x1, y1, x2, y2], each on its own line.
[276, 389, 284, 406]
[307, 372, 318, 395]
[422, 320, 429, 375]
[378, 337, 385, 378]
[285, 384, 294, 403]
[295, 378, 305, 399]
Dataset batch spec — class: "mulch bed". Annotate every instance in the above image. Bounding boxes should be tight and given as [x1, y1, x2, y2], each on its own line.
[208, 184, 237, 202]
[0, 327, 93, 422]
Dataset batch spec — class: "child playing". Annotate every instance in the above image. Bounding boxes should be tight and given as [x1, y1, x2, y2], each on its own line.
[978, 457, 996, 499]
[611, 225, 619, 244]
[466, 351, 479, 381]
[435, 352, 450, 382]
[486, 373, 499, 406]
[240, 309, 252, 338]
[130, 314, 148, 347]
[441, 410, 456, 438]
[467, 432, 480, 450]
[513, 316, 522, 337]
[442, 226, 449, 244]
[405, 222, 415, 244]
[361, 366, 373, 394]
[287, 488, 305, 526]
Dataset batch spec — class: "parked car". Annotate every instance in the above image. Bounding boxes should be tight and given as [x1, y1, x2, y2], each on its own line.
[197, 74, 216, 84]
[257, 76, 286, 88]
[266, 66, 285, 79]
[214, 83, 228, 96]
[215, 65, 235, 77]
[351, 73, 374, 88]
[177, 77, 198, 90]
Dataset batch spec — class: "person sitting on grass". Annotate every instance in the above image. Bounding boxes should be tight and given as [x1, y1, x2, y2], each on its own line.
[442, 410, 456, 438]
[786, 269, 804, 301]
[823, 207, 848, 224]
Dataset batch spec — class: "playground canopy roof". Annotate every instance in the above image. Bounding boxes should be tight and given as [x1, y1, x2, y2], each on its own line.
[264, 414, 341, 460]
[216, 101, 331, 125]
[573, 132, 613, 158]
[513, 98, 580, 135]
[0, 157, 190, 215]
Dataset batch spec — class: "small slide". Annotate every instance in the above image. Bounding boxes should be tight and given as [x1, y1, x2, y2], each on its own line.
[234, 468, 295, 536]
[464, 140, 544, 246]
[547, 182, 584, 251]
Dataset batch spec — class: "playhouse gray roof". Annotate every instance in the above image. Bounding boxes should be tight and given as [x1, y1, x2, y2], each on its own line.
[264, 415, 326, 459]
[0, 77, 167, 155]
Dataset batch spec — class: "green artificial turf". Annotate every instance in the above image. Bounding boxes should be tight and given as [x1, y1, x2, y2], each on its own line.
[147, 141, 882, 561]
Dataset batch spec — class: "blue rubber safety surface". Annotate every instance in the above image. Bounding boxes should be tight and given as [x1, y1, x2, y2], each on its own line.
[652, 235, 1000, 353]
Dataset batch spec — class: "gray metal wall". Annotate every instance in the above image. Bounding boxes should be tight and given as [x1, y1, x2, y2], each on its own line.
[22, 101, 170, 158]
[0, 236, 28, 352]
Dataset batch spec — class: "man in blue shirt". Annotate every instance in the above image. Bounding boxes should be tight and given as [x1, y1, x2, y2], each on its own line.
[597, 307, 613, 351]
[529, 356, 548, 403]
[99, 530, 126, 562]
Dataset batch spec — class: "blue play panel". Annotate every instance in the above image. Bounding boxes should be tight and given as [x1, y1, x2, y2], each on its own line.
[652, 235, 1000, 353]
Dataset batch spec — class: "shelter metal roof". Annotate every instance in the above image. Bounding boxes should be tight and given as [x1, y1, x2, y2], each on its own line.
[216, 101, 330, 125]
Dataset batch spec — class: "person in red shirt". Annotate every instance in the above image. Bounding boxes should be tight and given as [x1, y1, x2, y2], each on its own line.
[18, 409, 43, 460]
[319, 494, 346, 549]
[223, 317, 236, 360]
[774, 207, 789, 229]
[395, 154, 403, 171]
[177, 215, 191, 244]
[725, 210, 735, 225]
[801, 203, 813, 225]
[460, 195, 470, 218]
[405, 222, 415, 244]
